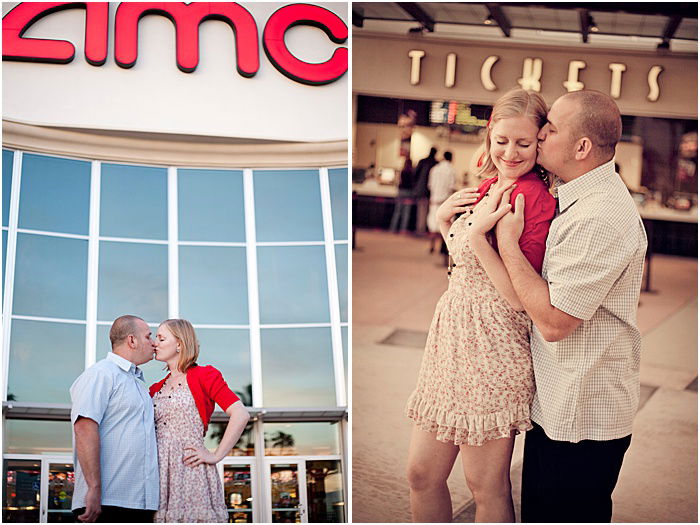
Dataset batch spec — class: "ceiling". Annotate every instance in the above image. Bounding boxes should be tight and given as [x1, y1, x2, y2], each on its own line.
[353, 3, 698, 52]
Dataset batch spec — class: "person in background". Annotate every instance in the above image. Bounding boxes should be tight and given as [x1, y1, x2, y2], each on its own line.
[426, 151, 456, 254]
[150, 319, 250, 522]
[70, 315, 159, 523]
[389, 157, 416, 233]
[412, 147, 439, 235]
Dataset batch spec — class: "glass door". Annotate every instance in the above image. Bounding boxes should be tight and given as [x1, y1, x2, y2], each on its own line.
[3, 458, 41, 523]
[305, 460, 345, 523]
[220, 460, 256, 523]
[265, 460, 307, 523]
[42, 459, 74, 523]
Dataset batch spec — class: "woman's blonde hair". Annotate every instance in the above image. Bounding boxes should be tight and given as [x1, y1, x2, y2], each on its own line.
[477, 88, 549, 183]
[161, 319, 199, 373]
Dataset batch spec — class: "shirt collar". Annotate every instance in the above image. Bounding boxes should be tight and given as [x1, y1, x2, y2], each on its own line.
[107, 352, 144, 381]
[556, 159, 616, 213]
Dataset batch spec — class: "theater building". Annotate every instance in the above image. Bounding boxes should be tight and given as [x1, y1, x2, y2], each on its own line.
[2, 2, 348, 522]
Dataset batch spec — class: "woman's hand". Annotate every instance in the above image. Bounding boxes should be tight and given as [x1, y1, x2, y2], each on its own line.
[436, 188, 480, 226]
[183, 445, 219, 467]
[469, 183, 516, 238]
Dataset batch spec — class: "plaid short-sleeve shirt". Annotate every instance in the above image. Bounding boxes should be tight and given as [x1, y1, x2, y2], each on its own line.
[531, 160, 647, 443]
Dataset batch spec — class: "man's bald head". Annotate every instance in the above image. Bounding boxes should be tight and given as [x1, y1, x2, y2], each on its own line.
[561, 90, 622, 161]
[110, 315, 145, 348]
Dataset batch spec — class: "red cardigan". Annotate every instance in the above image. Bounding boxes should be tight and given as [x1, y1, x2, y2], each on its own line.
[476, 172, 556, 274]
[149, 364, 240, 435]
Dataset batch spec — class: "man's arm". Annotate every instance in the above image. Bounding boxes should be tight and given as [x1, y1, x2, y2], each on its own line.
[496, 194, 583, 341]
[73, 417, 102, 523]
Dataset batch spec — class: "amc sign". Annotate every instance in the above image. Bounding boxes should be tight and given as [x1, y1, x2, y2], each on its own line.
[2, 2, 348, 86]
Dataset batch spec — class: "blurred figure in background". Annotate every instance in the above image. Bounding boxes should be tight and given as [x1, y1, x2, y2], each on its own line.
[412, 147, 439, 235]
[389, 157, 416, 233]
[427, 151, 456, 253]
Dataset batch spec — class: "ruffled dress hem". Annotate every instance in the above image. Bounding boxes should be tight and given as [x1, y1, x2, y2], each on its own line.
[405, 391, 532, 446]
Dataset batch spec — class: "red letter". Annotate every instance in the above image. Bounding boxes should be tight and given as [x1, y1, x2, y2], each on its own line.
[2, 2, 108, 66]
[114, 2, 259, 77]
[263, 4, 347, 86]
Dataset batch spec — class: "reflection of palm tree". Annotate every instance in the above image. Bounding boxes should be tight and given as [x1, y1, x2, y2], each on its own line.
[210, 383, 254, 454]
[270, 431, 295, 453]
[7, 393, 16, 401]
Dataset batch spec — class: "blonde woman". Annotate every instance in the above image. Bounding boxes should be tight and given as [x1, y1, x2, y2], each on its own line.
[150, 319, 250, 522]
[405, 89, 556, 522]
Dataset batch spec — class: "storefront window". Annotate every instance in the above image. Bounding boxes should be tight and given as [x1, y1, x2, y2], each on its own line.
[179, 246, 249, 324]
[261, 328, 335, 407]
[13, 234, 88, 319]
[4, 420, 73, 455]
[97, 241, 168, 323]
[3, 149, 14, 227]
[264, 422, 341, 456]
[19, 154, 90, 235]
[329, 168, 348, 241]
[257, 246, 329, 324]
[8, 320, 85, 403]
[253, 170, 324, 242]
[100, 163, 167, 240]
[3, 459, 41, 523]
[178, 169, 246, 242]
[306, 460, 345, 523]
[334, 244, 348, 323]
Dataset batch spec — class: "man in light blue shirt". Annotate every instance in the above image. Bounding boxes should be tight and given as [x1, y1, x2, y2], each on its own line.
[70, 315, 159, 523]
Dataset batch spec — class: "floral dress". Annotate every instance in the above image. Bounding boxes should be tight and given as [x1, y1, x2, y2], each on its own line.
[153, 380, 228, 522]
[405, 194, 536, 446]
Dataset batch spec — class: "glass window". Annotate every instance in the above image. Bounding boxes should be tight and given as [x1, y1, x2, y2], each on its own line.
[95, 323, 165, 388]
[2, 229, 7, 295]
[179, 246, 248, 324]
[306, 460, 345, 523]
[223, 463, 254, 522]
[7, 320, 85, 404]
[261, 327, 335, 407]
[178, 169, 245, 242]
[13, 233, 88, 319]
[253, 170, 324, 242]
[335, 244, 348, 323]
[3, 149, 13, 227]
[97, 241, 168, 324]
[258, 246, 329, 324]
[3, 459, 41, 523]
[196, 328, 252, 401]
[206, 421, 255, 456]
[264, 422, 341, 456]
[4, 419, 73, 454]
[100, 163, 167, 239]
[19, 154, 90, 235]
[328, 168, 348, 240]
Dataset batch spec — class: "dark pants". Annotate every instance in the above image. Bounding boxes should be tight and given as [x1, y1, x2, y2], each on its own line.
[73, 506, 155, 523]
[521, 421, 631, 523]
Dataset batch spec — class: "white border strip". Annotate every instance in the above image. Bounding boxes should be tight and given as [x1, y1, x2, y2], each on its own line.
[178, 241, 247, 247]
[99, 236, 168, 245]
[12, 315, 86, 325]
[319, 167, 347, 407]
[15, 228, 89, 240]
[243, 168, 263, 408]
[255, 241, 325, 246]
[259, 323, 333, 329]
[2, 151, 22, 401]
[84, 160, 101, 368]
[167, 167, 179, 318]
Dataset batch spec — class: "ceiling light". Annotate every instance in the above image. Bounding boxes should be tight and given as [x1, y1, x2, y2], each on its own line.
[589, 14, 599, 33]
[484, 15, 495, 25]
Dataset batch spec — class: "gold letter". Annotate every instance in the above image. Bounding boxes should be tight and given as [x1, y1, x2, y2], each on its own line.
[445, 53, 457, 88]
[608, 63, 626, 99]
[563, 60, 586, 92]
[517, 58, 543, 92]
[408, 50, 425, 86]
[647, 65, 663, 102]
[480, 55, 499, 91]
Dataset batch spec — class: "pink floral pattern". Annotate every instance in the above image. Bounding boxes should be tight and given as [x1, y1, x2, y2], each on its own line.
[406, 207, 535, 446]
[153, 382, 228, 523]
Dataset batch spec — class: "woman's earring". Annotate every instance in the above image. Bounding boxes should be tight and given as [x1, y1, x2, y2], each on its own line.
[176, 346, 181, 353]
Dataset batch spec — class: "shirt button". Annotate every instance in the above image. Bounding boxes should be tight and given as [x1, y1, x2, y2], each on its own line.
[469, 210, 474, 214]
[468, 222, 472, 226]
[447, 271, 451, 275]
[452, 263, 456, 267]
[449, 233, 454, 237]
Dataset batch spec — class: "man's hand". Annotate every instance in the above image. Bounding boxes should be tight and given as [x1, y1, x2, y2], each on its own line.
[496, 193, 525, 245]
[78, 487, 102, 522]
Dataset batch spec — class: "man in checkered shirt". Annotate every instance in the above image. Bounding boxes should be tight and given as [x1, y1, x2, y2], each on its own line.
[495, 90, 647, 522]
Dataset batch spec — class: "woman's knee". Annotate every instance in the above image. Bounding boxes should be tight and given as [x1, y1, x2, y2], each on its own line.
[464, 470, 512, 502]
[406, 461, 449, 492]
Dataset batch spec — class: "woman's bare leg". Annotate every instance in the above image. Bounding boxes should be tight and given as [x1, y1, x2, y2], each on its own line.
[406, 425, 460, 522]
[459, 433, 517, 523]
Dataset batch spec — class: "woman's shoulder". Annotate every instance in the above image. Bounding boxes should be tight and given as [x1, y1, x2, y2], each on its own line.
[187, 364, 223, 382]
[514, 173, 554, 198]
